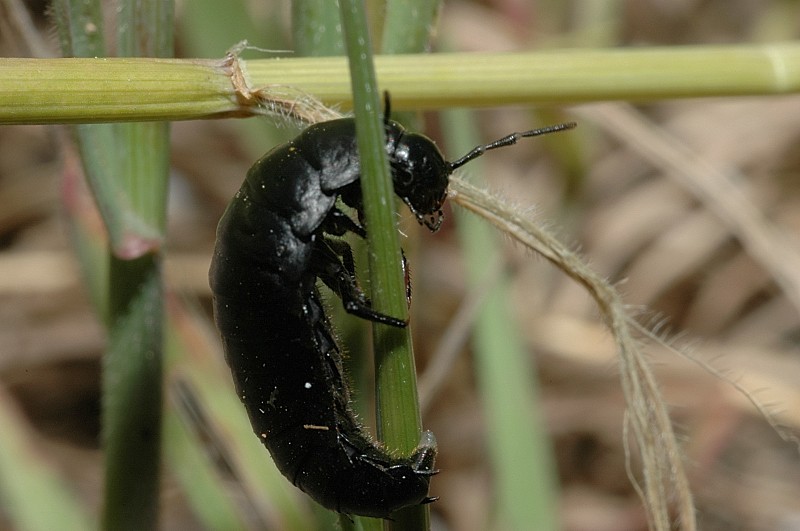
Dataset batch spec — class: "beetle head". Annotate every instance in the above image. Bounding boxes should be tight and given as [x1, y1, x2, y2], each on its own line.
[388, 129, 450, 232]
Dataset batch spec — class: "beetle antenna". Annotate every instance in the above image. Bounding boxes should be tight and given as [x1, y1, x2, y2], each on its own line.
[448, 121, 577, 171]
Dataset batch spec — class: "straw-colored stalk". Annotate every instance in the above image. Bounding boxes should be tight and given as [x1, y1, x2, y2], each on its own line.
[2, 43, 800, 124]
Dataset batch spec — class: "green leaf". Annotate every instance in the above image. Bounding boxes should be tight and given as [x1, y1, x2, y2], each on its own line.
[0, 388, 93, 530]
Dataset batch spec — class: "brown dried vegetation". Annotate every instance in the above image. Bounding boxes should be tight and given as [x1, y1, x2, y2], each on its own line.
[2, 1, 800, 530]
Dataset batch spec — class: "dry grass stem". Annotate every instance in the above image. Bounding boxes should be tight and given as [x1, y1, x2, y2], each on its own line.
[225, 47, 342, 124]
[449, 176, 697, 531]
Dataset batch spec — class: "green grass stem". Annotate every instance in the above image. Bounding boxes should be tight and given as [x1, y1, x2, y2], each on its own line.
[339, 1, 428, 529]
[3, 43, 800, 124]
[53, 1, 173, 529]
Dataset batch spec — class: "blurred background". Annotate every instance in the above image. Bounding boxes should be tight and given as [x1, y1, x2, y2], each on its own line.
[1, 1, 800, 530]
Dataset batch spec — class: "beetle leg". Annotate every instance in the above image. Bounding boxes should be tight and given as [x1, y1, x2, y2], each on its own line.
[325, 237, 358, 285]
[322, 207, 366, 238]
[400, 248, 412, 307]
[315, 238, 407, 328]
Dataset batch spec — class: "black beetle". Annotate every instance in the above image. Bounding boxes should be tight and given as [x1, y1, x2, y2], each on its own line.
[209, 95, 575, 517]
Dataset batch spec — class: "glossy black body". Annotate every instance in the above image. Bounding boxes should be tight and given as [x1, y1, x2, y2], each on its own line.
[209, 117, 443, 518]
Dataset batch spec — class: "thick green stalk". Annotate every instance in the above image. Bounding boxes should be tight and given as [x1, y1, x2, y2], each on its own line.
[54, 0, 173, 528]
[251, 44, 800, 107]
[0, 58, 233, 124]
[3, 44, 800, 124]
[102, 254, 163, 529]
[102, 2, 173, 527]
[339, 1, 428, 529]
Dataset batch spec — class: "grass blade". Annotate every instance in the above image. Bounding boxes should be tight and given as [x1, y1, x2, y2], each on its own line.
[380, 0, 441, 54]
[54, 0, 173, 528]
[0, 387, 93, 530]
[292, 0, 345, 56]
[339, 1, 428, 529]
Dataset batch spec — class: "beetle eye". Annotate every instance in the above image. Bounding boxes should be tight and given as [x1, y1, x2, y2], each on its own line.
[399, 168, 414, 186]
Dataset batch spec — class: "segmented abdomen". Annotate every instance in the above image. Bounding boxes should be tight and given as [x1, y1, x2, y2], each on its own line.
[209, 156, 435, 518]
